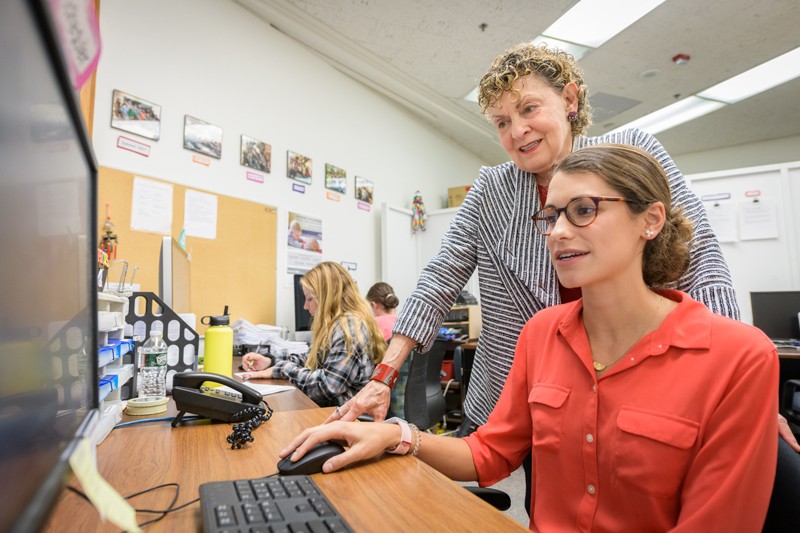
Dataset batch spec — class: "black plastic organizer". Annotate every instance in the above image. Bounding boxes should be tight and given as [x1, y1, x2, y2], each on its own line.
[123, 292, 199, 397]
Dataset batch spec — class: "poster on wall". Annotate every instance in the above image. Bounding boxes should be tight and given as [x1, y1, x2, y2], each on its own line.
[287, 211, 323, 275]
[183, 115, 222, 159]
[355, 176, 374, 204]
[325, 163, 346, 194]
[287, 150, 312, 184]
[111, 89, 161, 140]
[240, 134, 271, 173]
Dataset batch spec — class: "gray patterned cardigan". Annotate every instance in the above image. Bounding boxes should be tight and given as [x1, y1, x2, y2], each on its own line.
[393, 128, 740, 425]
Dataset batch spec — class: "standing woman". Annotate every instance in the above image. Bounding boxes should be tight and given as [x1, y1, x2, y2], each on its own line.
[242, 262, 385, 407]
[283, 145, 779, 532]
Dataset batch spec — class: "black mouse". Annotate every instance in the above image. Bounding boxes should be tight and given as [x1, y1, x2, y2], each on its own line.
[277, 441, 346, 475]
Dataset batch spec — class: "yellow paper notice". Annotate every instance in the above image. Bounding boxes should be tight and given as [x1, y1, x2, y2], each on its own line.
[68, 438, 142, 533]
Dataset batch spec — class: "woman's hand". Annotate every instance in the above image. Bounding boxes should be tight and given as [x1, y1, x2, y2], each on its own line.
[241, 352, 272, 380]
[279, 420, 400, 473]
[326, 380, 391, 422]
[778, 413, 800, 452]
[325, 333, 417, 423]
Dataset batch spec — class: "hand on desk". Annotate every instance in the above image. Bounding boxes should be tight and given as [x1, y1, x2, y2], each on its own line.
[325, 380, 391, 423]
[279, 420, 399, 473]
[778, 413, 800, 452]
[241, 352, 273, 380]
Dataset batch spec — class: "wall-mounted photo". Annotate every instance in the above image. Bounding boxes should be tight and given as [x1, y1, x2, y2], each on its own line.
[325, 163, 346, 194]
[287, 150, 312, 184]
[183, 115, 222, 159]
[111, 89, 161, 140]
[240, 134, 271, 173]
[355, 176, 374, 204]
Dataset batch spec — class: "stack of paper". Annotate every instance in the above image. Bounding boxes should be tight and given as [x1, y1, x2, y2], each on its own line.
[231, 318, 309, 355]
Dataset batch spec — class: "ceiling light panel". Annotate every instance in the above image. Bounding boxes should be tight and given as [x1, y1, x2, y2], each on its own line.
[544, 0, 667, 48]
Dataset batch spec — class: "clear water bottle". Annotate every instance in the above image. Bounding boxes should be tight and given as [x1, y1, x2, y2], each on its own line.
[138, 331, 168, 398]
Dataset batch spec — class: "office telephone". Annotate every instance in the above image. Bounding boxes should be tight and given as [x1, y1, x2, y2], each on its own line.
[171, 371, 266, 427]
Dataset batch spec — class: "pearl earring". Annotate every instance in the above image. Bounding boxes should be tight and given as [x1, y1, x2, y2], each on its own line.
[645, 230, 655, 237]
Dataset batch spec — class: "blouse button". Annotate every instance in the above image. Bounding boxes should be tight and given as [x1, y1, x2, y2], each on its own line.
[586, 434, 594, 443]
[592, 384, 597, 393]
[587, 484, 596, 495]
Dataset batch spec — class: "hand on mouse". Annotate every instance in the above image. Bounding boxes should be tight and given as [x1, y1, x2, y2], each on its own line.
[280, 420, 402, 473]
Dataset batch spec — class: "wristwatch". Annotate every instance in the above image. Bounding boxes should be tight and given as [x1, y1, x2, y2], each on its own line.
[370, 363, 400, 389]
[383, 417, 412, 455]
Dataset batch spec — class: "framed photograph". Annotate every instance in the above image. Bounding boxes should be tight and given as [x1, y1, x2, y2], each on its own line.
[110, 89, 161, 140]
[354, 176, 374, 204]
[324, 163, 346, 194]
[183, 115, 222, 159]
[240, 135, 271, 173]
[287, 150, 312, 184]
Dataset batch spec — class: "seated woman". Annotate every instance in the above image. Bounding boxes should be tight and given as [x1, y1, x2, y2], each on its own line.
[366, 282, 405, 417]
[365, 282, 399, 342]
[242, 262, 385, 407]
[279, 145, 779, 531]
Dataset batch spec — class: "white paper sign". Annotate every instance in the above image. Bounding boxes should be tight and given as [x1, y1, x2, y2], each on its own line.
[704, 202, 738, 243]
[130, 177, 172, 234]
[738, 200, 779, 241]
[184, 189, 218, 240]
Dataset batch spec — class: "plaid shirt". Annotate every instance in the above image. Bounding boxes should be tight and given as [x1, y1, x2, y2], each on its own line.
[271, 315, 376, 407]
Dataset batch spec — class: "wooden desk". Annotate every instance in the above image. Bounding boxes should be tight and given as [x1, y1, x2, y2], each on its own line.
[44, 407, 526, 532]
[778, 346, 800, 359]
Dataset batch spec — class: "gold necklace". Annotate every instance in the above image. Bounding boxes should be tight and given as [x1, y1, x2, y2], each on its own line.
[592, 296, 663, 373]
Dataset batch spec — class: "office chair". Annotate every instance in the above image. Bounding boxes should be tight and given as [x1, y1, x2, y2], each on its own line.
[404, 340, 448, 431]
[780, 379, 800, 435]
[762, 438, 800, 532]
[403, 340, 511, 512]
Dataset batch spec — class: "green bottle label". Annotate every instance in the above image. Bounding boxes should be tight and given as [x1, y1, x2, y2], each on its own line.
[144, 351, 167, 367]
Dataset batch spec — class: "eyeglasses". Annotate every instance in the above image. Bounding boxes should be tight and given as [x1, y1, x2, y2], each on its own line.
[532, 196, 637, 235]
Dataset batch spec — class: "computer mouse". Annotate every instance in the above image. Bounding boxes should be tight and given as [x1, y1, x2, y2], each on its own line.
[277, 441, 346, 475]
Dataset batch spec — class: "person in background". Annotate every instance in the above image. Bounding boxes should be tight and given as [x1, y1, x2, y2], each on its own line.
[365, 282, 399, 342]
[283, 144, 779, 532]
[242, 262, 385, 407]
[366, 282, 405, 417]
[330, 43, 798, 454]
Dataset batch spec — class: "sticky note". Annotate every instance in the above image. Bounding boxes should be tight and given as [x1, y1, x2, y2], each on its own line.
[68, 438, 142, 532]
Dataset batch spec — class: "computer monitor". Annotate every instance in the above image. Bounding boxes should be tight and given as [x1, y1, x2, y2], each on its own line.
[0, 0, 99, 531]
[293, 274, 312, 332]
[750, 291, 800, 341]
[159, 236, 192, 313]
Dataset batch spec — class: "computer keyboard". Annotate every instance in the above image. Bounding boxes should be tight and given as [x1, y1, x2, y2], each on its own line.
[200, 475, 353, 533]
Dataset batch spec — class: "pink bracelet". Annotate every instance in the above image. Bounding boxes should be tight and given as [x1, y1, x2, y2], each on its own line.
[383, 417, 412, 455]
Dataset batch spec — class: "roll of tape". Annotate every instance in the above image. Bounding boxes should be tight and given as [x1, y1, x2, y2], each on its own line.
[126, 396, 168, 416]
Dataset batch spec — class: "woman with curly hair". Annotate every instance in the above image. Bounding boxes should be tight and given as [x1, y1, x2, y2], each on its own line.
[242, 262, 385, 407]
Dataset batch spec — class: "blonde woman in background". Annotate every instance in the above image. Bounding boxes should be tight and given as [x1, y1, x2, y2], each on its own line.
[243, 262, 385, 407]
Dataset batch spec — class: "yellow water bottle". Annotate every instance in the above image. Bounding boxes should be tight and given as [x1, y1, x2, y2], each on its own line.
[201, 305, 233, 386]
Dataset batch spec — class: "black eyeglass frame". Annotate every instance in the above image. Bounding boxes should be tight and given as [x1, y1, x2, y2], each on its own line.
[532, 196, 640, 235]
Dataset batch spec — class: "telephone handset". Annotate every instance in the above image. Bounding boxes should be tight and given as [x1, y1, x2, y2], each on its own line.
[171, 371, 264, 427]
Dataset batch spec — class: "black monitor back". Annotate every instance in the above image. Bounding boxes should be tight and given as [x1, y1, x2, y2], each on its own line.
[750, 291, 800, 340]
[293, 274, 312, 332]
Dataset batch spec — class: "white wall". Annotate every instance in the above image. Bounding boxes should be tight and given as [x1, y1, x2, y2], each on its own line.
[92, 0, 485, 331]
[673, 135, 800, 174]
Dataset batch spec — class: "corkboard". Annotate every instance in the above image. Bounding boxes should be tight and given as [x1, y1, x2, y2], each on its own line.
[98, 166, 276, 333]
